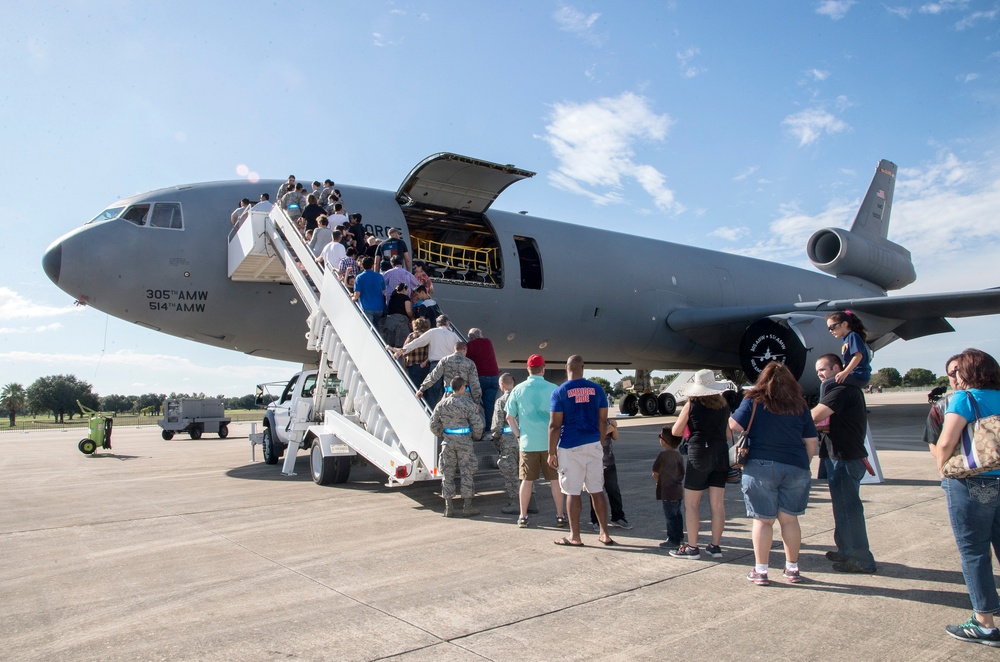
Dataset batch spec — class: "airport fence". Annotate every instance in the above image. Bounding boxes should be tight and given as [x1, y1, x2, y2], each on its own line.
[0, 410, 264, 434]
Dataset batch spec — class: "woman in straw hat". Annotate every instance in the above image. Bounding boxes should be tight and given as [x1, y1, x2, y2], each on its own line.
[668, 369, 732, 560]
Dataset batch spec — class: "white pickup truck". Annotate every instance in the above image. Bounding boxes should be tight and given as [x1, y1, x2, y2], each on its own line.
[254, 370, 354, 485]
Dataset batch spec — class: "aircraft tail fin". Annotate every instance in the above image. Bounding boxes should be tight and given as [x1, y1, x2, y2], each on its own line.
[806, 159, 914, 290]
[849, 159, 896, 241]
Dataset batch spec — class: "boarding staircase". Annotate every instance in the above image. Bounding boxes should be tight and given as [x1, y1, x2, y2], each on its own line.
[227, 208, 440, 486]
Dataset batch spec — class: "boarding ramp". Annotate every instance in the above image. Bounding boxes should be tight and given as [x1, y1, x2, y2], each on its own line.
[228, 207, 440, 486]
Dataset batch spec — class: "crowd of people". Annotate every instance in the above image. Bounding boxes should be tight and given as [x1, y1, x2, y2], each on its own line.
[236, 185, 999, 648]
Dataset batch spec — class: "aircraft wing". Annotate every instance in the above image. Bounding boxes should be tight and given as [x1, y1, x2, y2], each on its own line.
[667, 288, 1000, 340]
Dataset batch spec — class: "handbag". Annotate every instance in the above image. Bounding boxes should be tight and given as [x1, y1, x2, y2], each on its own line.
[942, 391, 1000, 478]
[729, 401, 757, 469]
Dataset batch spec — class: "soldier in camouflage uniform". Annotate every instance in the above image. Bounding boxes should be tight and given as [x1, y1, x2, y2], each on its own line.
[279, 183, 306, 226]
[429, 376, 485, 517]
[492, 373, 520, 514]
[418, 341, 483, 409]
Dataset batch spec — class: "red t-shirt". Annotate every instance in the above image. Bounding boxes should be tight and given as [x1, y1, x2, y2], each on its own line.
[466, 338, 499, 377]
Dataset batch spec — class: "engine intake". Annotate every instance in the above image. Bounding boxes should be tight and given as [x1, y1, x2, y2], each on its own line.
[807, 228, 915, 291]
[739, 315, 844, 398]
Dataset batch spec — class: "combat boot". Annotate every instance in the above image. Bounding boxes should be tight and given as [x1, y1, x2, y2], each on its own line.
[500, 500, 519, 514]
[462, 498, 480, 517]
[443, 501, 455, 518]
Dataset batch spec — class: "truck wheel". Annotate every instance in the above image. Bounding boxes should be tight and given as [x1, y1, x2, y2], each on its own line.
[658, 393, 677, 416]
[310, 443, 352, 485]
[262, 427, 280, 465]
[218, 424, 229, 439]
[189, 427, 203, 440]
[638, 393, 659, 416]
[79, 439, 97, 455]
[619, 393, 638, 417]
[161, 430, 174, 441]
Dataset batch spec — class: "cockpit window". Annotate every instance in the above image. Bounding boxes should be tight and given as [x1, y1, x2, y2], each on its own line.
[122, 204, 150, 226]
[150, 202, 183, 230]
[88, 206, 124, 224]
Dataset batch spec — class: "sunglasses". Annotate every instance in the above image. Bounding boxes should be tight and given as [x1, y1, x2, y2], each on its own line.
[827, 323, 843, 331]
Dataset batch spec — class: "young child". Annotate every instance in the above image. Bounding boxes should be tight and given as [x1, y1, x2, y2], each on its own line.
[652, 425, 685, 550]
[827, 310, 872, 390]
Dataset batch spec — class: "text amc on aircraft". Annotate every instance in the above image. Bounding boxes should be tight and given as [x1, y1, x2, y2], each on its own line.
[42, 153, 1000, 401]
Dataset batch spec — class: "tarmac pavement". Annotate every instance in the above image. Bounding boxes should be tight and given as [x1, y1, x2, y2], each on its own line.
[2, 391, 997, 661]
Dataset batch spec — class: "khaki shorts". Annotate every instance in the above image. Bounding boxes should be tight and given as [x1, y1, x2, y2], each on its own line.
[519, 450, 558, 481]
[556, 441, 604, 496]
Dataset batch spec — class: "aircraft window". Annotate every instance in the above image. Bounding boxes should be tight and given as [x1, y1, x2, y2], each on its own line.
[149, 202, 183, 230]
[514, 236, 542, 290]
[121, 204, 150, 226]
[88, 206, 124, 224]
[403, 206, 503, 288]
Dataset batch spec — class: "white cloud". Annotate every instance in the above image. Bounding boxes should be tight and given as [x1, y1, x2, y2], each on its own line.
[919, 1, 970, 16]
[677, 47, 707, 78]
[554, 5, 602, 43]
[711, 226, 750, 242]
[808, 68, 830, 81]
[540, 92, 682, 213]
[816, 0, 856, 20]
[0, 287, 80, 320]
[955, 8, 998, 29]
[958, 72, 980, 83]
[782, 108, 849, 146]
[733, 166, 759, 182]
[0, 323, 62, 334]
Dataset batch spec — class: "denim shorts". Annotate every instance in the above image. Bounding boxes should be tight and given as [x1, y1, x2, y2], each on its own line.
[741, 459, 812, 519]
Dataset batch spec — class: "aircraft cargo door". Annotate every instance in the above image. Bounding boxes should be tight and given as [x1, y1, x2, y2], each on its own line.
[396, 153, 536, 290]
[396, 152, 535, 214]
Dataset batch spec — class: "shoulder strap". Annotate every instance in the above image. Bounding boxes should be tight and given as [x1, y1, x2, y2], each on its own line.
[965, 390, 982, 422]
[746, 400, 758, 432]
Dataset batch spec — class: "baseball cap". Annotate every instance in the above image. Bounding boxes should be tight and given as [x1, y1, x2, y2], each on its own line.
[527, 354, 545, 367]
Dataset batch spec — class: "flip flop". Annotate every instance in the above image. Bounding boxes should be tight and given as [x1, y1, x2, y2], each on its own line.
[599, 538, 617, 546]
[554, 537, 585, 547]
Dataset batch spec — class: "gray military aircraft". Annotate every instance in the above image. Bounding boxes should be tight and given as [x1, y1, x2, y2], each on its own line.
[42, 153, 1000, 414]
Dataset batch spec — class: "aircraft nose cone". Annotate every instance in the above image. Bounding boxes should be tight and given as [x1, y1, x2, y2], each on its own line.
[42, 242, 62, 284]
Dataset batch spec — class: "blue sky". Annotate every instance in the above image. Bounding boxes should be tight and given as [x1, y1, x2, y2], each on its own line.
[2, 1, 999, 397]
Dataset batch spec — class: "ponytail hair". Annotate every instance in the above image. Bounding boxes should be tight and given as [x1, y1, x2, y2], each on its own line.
[828, 309, 867, 342]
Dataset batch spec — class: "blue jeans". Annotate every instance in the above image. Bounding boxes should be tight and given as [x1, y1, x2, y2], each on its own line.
[423, 361, 443, 410]
[479, 375, 499, 428]
[943, 475, 1000, 615]
[825, 458, 876, 570]
[661, 499, 684, 544]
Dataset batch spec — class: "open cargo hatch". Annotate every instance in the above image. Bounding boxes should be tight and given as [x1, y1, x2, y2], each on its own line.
[396, 153, 535, 214]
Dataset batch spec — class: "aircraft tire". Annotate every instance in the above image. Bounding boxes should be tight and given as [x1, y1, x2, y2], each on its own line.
[722, 389, 743, 413]
[658, 393, 677, 416]
[262, 427, 280, 465]
[161, 430, 174, 441]
[189, 427, 203, 440]
[79, 439, 96, 455]
[218, 424, 229, 439]
[619, 393, 639, 417]
[639, 393, 659, 417]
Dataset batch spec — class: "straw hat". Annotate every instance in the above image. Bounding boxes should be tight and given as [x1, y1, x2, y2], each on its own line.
[681, 369, 729, 397]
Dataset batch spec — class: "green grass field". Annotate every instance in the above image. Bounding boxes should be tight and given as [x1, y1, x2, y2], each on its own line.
[0, 410, 264, 433]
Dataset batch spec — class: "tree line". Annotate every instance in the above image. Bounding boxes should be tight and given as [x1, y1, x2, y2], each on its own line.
[1, 374, 260, 427]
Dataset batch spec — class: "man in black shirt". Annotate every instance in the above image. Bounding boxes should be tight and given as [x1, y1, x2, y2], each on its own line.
[811, 353, 877, 573]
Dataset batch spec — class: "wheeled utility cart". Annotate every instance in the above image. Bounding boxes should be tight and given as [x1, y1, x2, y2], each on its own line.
[158, 398, 231, 440]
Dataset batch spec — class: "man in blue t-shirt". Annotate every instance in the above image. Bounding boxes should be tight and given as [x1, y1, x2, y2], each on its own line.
[352, 256, 385, 328]
[548, 355, 614, 547]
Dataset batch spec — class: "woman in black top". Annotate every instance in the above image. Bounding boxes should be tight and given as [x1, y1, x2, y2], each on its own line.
[300, 194, 324, 233]
[668, 370, 731, 560]
[382, 283, 413, 348]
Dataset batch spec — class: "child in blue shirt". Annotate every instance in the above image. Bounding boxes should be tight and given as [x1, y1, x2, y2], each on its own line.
[827, 310, 872, 390]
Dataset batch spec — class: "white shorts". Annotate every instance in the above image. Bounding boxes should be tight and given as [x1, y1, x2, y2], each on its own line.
[556, 441, 604, 496]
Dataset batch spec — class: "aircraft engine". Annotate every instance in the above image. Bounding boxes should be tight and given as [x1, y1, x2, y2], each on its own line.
[806, 227, 915, 291]
[739, 315, 843, 398]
